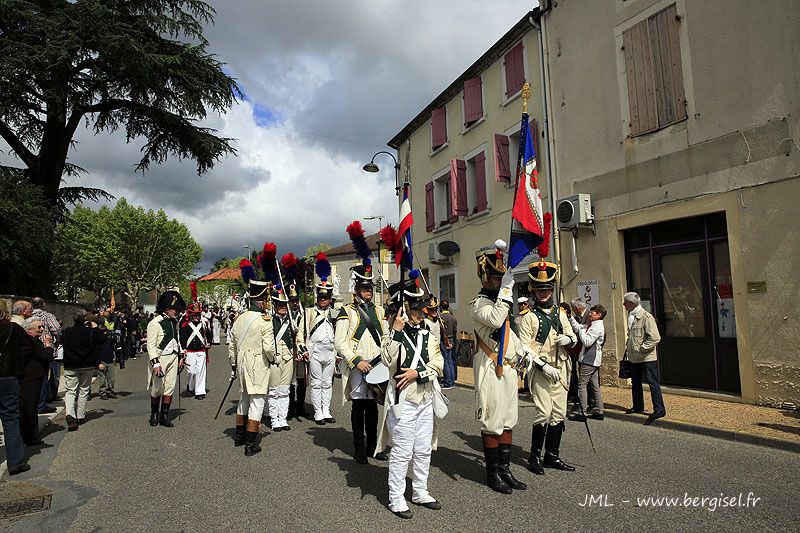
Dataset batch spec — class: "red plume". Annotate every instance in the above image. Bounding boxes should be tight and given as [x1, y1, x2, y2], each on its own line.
[238, 258, 252, 268]
[346, 220, 365, 240]
[536, 212, 553, 258]
[262, 242, 277, 262]
[315, 251, 328, 262]
[280, 253, 298, 269]
[379, 224, 398, 249]
[190, 281, 198, 302]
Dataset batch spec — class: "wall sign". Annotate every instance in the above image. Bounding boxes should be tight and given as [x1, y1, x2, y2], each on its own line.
[577, 280, 600, 306]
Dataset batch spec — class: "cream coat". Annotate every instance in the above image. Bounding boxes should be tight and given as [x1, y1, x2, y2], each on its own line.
[269, 315, 296, 388]
[227, 310, 275, 395]
[333, 302, 387, 405]
[375, 326, 444, 454]
[146, 315, 180, 395]
[470, 294, 523, 435]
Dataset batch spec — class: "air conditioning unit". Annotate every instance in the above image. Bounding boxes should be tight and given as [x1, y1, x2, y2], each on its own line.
[429, 242, 453, 265]
[556, 193, 594, 229]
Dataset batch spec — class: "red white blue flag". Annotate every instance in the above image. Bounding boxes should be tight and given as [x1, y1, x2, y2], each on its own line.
[396, 184, 414, 269]
[508, 113, 546, 268]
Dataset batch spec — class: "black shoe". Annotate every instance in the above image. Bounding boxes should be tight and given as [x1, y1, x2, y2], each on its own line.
[498, 444, 527, 490]
[568, 413, 587, 422]
[99, 394, 109, 400]
[589, 413, 605, 420]
[195, 395, 206, 400]
[484, 447, 512, 494]
[527, 455, 545, 475]
[8, 464, 31, 476]
[159, 413, 174, 428]
[374, 452, 388, 461]
[528, 423, 546, 475]
[77, 418, 86, 425]
[324, 417, 336, 424]
[106, 391, 118, 399]
[315, 420, 326, 425]
[392, 509, 413, 519]
[244, 443, 262, 456]
[234, 426, 246, 447]
[283, 425, 291, 431]
[625, 408, 645, 414]
[543, 452, 576, 471]
[355, 455, 368, 465]
[25, 439, 45, 446]
[149, 413, 159, 427]
[39, 406, 57, 414]
[650, 410, 666, 419]
[414, 500, 442, 510]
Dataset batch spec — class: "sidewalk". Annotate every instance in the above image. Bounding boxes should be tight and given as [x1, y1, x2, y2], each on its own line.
[455, 366, 800, 452]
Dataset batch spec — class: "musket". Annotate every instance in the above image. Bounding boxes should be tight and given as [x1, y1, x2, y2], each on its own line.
[214, 371, 237, 420]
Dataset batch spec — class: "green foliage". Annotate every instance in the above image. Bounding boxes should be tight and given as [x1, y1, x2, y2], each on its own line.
[0, 0, 239, 202]
[304, 242, 332, 260]
[53, 197, 203, 307]
[211, 256, 246, 272]
[0, 168, 54, 294]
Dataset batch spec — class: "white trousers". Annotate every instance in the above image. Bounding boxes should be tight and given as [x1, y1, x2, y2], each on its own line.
[64, 368, 93, 419]
[268, 385, 290, 428]
[237, 390, 266, 422]
[309, 355, 334, 421]
[225, 326, 232, 345]
[185, 350, 207, 395]
[387, 398, 435, 512]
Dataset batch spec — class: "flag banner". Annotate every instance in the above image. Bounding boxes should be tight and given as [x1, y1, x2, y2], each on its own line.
[397, 184, 414, 269]
[508, 113, 545, 268]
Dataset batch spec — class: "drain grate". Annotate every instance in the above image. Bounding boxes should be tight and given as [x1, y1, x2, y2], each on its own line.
[0, 494, 52, 519]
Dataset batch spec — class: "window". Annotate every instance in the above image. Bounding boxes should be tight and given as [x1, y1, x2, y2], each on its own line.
[463, 76, 483, 127]
[432, 170, 454, 229]
[439, 273, 456, 305]
[504, 41, 525, 98]
[431, 107, 447, 151]
[622, 4, 687, 136]
[425, 182, 435, 231]
[494, 134, 511, 183]
[465, 151, 488, 214]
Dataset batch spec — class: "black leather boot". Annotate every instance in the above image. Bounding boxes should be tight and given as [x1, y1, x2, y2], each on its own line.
[498, 444, 527, 490]
[484, 446, 512, 494]
[543, 422, 575, 471]
[244, 431, 261, 456]
[149, 397, 160, 426]
[352, 400, 367, 464]
[234, 425, 246, 447]
[159, 400, 173, 427]
[528, 424, 546, 475]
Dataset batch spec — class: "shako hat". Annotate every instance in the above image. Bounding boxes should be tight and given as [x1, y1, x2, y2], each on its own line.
[387, 276, 427, 311]
[425, 296, 440, 312]
[271, 284, 289, 305]
[528, 260, 558, 290]
[314, 252, 334, 299]
[346, 221, 375, 288]
[476, 239, 508, 281]
[186, 302, 203, 317]
[156, 290, 186, 314]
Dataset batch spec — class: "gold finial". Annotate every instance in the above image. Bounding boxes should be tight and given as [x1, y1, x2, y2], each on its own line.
[522, 82, 531, 113]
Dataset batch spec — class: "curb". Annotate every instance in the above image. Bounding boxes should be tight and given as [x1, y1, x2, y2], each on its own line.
[1, 405, 64, 482]
[453, 381, 800, 454]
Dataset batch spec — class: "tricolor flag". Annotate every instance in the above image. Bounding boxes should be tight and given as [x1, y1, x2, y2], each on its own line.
[508, 113, 547, 268]
[396, 184, 414, 269]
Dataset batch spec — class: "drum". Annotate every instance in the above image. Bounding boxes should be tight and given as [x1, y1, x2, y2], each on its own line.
[365, 362, 390, 405]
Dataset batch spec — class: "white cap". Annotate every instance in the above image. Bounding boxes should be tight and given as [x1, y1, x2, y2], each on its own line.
[517, 296, 529, 304]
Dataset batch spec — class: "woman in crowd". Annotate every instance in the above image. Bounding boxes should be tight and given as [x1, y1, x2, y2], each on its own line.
[568, 304, 606, 420]
[20, 317, 54, 445]
[0, 301, 31, 475]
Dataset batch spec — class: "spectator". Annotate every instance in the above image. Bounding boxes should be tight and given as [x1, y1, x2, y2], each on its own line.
[11, 300, 32, 326]
[20, 318, 54, 445]
[62, 311, 106, 431]
[97, 320, 119, 399]
[517, 296, 530, 317]
[0, 300, 31, 475]
[561, 298, 588, 408]
[439, 300, 458, 389]
[31, 297, 62, 413]
[568, 304, 606, 420]
[623, 292, 665, 421]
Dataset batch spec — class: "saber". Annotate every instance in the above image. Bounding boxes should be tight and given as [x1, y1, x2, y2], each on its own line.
[214, 372, 237, 420]
[177, 359, 182, 422]
[558, 376, 595, 453]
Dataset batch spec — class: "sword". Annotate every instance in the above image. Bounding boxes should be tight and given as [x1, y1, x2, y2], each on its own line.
[558, 373, 595, 453]
[214, 371, 237, 420]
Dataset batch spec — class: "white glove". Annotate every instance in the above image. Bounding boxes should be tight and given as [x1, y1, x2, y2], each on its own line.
[541, 363, 561, 382]
[499, 270, 515, 303]
[555, 334, 573, 346]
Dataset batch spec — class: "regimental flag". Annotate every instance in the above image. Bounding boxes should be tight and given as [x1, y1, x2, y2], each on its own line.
[508, 113, 546, 268]
[396, 184, 414, 269]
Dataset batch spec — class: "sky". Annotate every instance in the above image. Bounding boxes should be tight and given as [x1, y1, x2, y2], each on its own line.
[2, 0, 536, 273]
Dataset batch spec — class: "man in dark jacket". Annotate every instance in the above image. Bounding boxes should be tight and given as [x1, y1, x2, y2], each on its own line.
[62, 311, 106, 431]
[0, 300, 31, 475]
[20, 318, 54, 445]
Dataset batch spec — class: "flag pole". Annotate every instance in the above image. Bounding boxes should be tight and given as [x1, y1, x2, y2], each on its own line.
[505, 82, 531, 270]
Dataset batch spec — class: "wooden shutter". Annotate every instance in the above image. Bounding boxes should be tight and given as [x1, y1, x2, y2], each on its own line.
[504, 42, 524, 97]
[494, 134, 511, 182]
[474, 152, 487, 213]
[431, 107, 447, 149]
[425, 182, 435, 232]
[648, 4, 686, 126]
[463, 77, 483, 125]
[450, 159, 467, 221]
[623, 20, 658, 136]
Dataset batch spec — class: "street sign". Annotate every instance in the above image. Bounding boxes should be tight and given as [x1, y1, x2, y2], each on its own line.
[577, 279, 599, 306]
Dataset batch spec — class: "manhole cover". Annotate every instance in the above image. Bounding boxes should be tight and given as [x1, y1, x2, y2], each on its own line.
[0, 494, 52, 519]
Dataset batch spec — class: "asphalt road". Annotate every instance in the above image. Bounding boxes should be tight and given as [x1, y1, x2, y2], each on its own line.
[4, 345, 796, 532]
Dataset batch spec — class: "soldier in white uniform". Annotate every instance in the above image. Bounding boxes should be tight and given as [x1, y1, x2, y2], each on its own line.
[334, 262, 388, 464]
[469, 241, 528, 494]
[180, 303, 209, 400]
[518, 260, 577, 474]
[146, 290, 186, 428]
[229, 279, 275, 456]
[288, 287, 309, 419]
[376, 278, 444, 519]
[268, 286, 296, 431]
[306, 265, 337, 425]
[423, 296, 441, 346]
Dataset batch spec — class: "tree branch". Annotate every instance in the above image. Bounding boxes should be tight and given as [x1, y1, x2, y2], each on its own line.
[0, 121, 36, 168]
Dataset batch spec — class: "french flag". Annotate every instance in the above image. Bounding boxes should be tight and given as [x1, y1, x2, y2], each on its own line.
[396, 185, 414, 269]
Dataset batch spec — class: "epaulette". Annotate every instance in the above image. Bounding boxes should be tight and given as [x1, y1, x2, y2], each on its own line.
[336, 307, 349, 320]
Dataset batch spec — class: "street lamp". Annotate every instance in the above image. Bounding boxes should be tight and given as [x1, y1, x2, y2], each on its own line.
[242, 244, 251, 262]
[363, 151, 404, 196]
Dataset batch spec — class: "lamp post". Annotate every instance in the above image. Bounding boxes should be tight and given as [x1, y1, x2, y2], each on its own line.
[364, 215, 385, 304]
[242, 243, 251, 263]
[362, 151, 403, 197]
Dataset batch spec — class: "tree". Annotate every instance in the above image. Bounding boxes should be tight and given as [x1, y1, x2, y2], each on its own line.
[304, 242, 332, 260]
[0, 0, 238, 208]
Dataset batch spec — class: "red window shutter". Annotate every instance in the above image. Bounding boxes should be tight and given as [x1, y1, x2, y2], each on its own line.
[463, 77, 483, 125]
[425, 182, 435, 232]
[474, 152, 487, 213]
[431, 108, 447, 149]
[505, 42, 524, 97]
[450, 159, 467, 220]
[494, 134, 511, 182]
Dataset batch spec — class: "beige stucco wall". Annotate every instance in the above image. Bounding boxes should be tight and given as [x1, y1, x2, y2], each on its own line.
[398, 26, 548, 331]
[544, 0, 800, 405]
